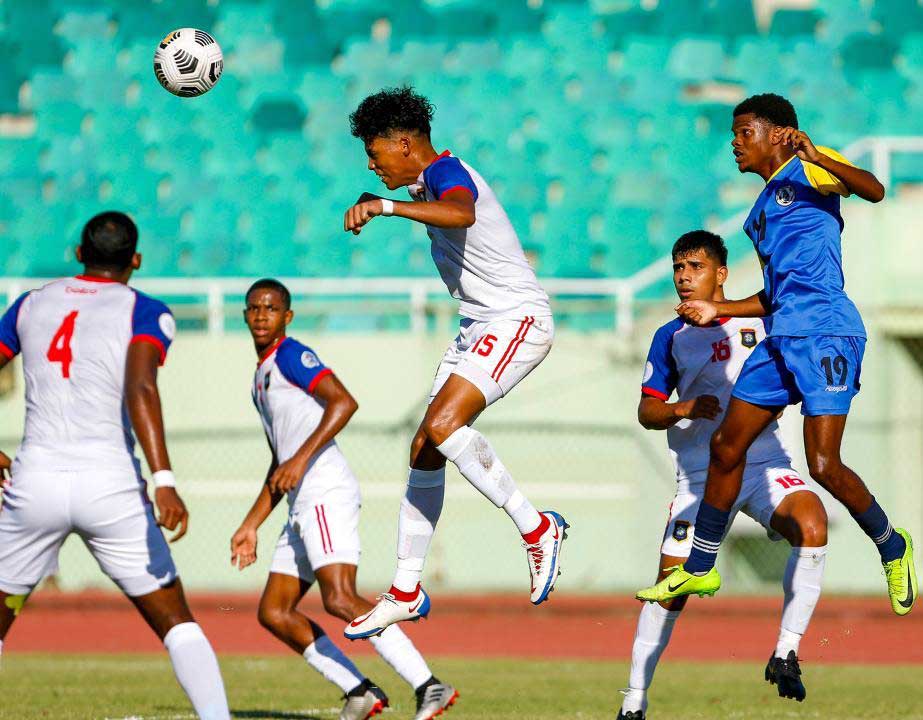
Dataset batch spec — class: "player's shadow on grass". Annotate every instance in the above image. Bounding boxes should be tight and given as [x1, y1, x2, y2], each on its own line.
[231, 711, 324, 719]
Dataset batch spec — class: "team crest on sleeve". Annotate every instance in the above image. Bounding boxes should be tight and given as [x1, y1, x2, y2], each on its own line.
[301, 350, 319, 368]
[740, 328, 757, 348]
[775, 184, 795, 206]
[672, 521, 690, 542]
[158, 313, 176, 341]
[642, 361, 654, 384]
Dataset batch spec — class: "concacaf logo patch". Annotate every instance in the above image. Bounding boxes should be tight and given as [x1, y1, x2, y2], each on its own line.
[740, 328, 757, 348]
[775, 184, 795, 206]
[301, 351, 319, 368]
[673, 521, 690, 542]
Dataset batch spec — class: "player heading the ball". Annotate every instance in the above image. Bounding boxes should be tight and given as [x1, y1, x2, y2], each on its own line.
[0, 211, 230, 720]
[637, 93, 916, 617]
[342, 87, 568, 640]
[230, 279, 457, 720]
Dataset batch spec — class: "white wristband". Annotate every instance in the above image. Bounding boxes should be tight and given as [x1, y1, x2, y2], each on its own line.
[380, 198, 394, 216]
[152, 470, 176, 488]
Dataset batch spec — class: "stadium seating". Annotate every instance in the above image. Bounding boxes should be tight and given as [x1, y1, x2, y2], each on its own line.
[0, 0, 921, 280]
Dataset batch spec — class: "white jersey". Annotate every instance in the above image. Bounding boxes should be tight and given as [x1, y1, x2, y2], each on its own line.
[251, 336, 355, 510]
[0, 276, 175, 474]
[641, 316, 791, 479]
[409, 151, 552, 322]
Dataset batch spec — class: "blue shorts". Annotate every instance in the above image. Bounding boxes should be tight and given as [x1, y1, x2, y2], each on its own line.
[732, 335, 865, 416]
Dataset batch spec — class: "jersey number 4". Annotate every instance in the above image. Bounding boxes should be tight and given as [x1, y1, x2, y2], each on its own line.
[47, 311, 78, 378]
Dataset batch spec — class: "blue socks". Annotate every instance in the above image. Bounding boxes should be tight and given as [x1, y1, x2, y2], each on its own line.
[852, 497, 906, 563]
[684, 502, 731, 574]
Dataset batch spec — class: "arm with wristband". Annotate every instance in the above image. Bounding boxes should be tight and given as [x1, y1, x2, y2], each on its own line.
[125, 340, 188, 542]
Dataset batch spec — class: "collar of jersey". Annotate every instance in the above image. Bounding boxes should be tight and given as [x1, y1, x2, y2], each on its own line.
[766, 154, 797, 183]
[682, 316, 731, 327]
[416, 150, 452, 185]
[257, 336, 286, 367]
[74, 274, 119, 283]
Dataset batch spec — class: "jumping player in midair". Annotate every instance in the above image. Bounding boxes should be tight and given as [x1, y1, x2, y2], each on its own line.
[341, 87, 568, 640]
[637, 93, 916, 617]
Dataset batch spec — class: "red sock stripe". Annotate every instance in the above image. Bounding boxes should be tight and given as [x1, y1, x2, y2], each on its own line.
[315, 505, 329, 553]
[492, 316, 534, 381]
[319, 504, 333, 553]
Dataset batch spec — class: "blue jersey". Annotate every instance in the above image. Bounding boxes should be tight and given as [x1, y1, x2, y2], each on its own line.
[744, 147, 865, 338]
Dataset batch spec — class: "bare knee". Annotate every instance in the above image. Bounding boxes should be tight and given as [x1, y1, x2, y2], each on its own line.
[421, 413, 462, 448]
[257, 599, 289, 634]
[709, 429, 746, 473]
[321, 591, 357, 622]
[807, 452, 842, 487]
[795, 497, 829, 547]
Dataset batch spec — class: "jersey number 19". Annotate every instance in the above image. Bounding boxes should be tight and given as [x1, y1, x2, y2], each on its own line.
[47, 311, 78, 378]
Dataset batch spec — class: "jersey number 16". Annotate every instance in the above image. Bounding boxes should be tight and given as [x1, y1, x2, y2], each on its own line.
[47, 311, 78, 378]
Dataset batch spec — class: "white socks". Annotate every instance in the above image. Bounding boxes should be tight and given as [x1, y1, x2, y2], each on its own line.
[163, 622, 230, 720]
[436, 426, 542, 535]
[622, 603, 680, 714]
[776, 545, 827, 658]
[370, 624, 433, 689]
[393, 467, 445, 593]
[303, 634, 365, 693]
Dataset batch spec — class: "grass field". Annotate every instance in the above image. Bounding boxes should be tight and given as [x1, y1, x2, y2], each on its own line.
[2, 654, 922, 720]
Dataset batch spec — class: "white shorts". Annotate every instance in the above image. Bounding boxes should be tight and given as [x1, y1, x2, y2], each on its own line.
[430, 315, 554, 406]
[661, 461, 816, 557]
[0, 468, 177, 597]
[270, 482, 361, 583]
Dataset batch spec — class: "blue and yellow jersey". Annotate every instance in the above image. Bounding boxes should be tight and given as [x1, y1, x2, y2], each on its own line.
[743, 147, 866, 338]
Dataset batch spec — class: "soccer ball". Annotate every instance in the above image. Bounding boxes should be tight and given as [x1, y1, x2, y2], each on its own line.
[153, 28, 223, 97]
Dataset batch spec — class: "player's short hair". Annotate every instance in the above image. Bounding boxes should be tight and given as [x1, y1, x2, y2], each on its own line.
[672, 230, 728, 267]
[79, 211, 138, 270]
[246, 278, 291, 310]
[733, 93, 798, 129]
[349, 86, 435, 144]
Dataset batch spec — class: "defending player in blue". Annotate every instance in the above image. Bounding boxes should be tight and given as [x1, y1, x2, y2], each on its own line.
[637, 94, 916, 616]
[230, 279, 457, 720]
[619, 232, 828, 718]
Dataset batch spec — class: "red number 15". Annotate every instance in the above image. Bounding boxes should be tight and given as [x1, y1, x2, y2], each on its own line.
[47, 311, 78, 378]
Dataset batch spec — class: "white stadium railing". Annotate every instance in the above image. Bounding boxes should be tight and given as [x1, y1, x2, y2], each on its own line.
[2, 136, 921, 337]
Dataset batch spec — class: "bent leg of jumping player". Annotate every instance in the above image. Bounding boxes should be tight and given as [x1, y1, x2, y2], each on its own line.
[315, 564, 458, 720]
[347, 372, 568, 641]
[803, 414, 914, 615]
[636, 398, 778, 602]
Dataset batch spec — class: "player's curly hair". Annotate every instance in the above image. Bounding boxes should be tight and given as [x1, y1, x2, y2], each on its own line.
[349, 86, 435, 143]
[246, 278, 291, 310]
[80, 211, 138, 270]
[672, 230, 728, 266]
[733, 93, 798, 129]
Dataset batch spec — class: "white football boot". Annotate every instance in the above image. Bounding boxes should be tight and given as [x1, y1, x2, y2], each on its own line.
[525, 511, 569, 605]
[344, 585, 431, 640]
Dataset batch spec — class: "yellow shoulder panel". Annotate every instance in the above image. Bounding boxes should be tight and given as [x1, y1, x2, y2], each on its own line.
[802, 146, 852, 197]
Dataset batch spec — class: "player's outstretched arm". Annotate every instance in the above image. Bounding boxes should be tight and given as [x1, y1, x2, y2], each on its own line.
[676, 291, 770, 326]
[638, 395, 722, 430]
[779, 127, 885, 203]
[125, 341, 188, 542]
[266, 374, 358, 494]
[343, 189, 475, 235]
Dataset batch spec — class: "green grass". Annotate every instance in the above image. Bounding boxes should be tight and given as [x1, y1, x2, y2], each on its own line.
[1, 654, 922, 719]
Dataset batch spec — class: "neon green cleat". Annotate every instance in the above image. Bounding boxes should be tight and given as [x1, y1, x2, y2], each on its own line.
[635, 565, 721, 603]
[884, 528, 916, 616]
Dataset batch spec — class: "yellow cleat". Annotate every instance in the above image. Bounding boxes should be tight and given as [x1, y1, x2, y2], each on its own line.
[635, 565, 721, 603]
[884, 528, 916, 616]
